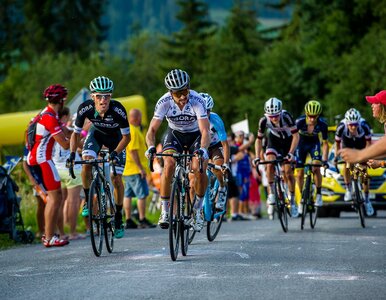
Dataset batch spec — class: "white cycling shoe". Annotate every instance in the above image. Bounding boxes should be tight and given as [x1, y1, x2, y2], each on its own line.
[215, 190, 227, 210]
[315, 194, 323, 207]
[344, 190, 352, 201]
[158, 211, 169, 229]
[193, 208, 204, 232]
[365, 202, 374, 216]
[291, 204, 299, 218]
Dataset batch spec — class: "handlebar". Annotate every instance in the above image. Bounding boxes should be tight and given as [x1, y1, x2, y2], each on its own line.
[149, 152, 203, 173]
[68, 157, 117, 179]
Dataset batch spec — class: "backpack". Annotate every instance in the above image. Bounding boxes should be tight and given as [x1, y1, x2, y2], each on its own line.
[0, 166, 18, 221]
[26, 111, 55, 151]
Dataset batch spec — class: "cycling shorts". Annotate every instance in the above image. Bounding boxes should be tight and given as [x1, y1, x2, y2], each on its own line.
[162, 128, 201, 153]
[82, 126, 126, 174]
[295, 140, 322, 168]
[29, 161, 61, 191]
[265, 133, 292, 158]
[341, 136, 366, 150]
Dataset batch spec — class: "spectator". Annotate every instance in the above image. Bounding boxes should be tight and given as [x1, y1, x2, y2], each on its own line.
[26, 84, 70, 247]
[123, 109, 156, 229]
[52, 107, 84, 240]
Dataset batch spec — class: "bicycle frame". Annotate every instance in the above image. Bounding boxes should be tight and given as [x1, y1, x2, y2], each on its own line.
[204, 163, 227, 221]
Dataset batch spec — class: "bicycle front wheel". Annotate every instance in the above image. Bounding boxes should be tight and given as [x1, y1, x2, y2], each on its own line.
[207, 180, 226, 242]
[181, 188, 192, 256]
[275, 179, 288, 233]
[309, 185, 318, 229]
[169, 179, 181, 261]
[89, 177, 103, 257]
[300, 176, 311, 230]
[353, 180, 366, 228]
[104, 183, 115, 253]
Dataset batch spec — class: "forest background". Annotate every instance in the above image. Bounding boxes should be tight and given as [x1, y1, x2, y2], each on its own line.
[1, 0, 386, 136]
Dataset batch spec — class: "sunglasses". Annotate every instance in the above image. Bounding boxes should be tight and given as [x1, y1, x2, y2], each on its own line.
[307, 114, 319, 119]
[93, 93, 112, 100]
[348, 123, 359, 127]
[171, 89, 189, 98]
[268, 114, 280, 119]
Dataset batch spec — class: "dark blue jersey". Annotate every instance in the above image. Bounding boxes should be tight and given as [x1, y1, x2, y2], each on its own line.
[296, 115, 328, 143]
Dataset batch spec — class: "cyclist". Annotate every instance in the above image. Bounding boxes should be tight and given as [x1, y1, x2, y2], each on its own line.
[335, 108, 374, 216]
[145, 69, 210, 231]
[254, 97, 300, 217]
[67, 76, 131, 239]
[199, 92, 230, 211]
[26, 84, 70, 247]
[295, 100, 329, 208]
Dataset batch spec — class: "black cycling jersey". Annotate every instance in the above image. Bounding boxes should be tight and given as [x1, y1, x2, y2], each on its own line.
[335, 119, 371, 149]
[73, 99, 130, 136]
[257, 110, 298, 140]
[296, 115, 328, 142]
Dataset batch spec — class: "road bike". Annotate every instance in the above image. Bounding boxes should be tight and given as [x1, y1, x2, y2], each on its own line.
[204, 163, 229, 242]
[150, 150, 202, 261]
[69, 149, 116, 257]
[336, 161, 367, 228]
[300, 163, 325, 230]
[257, 157, 291, 233]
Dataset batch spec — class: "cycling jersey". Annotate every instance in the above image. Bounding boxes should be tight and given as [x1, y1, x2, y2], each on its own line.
[209, 112, 227, 146]
[73, 99, 130, 136]
[257, 110, 298, 140]
[295, 115, 328, 167]
[153, 90, 207, 133]
[27, 106, 63, 166]
[296, 115, 328, 142]
[335, 118, 371, 149]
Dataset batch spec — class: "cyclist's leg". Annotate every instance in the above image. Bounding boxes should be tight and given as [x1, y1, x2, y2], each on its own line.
[81, 128, 101, 216]
[209, 143, 227, 210]
[311, 143, 323, 206]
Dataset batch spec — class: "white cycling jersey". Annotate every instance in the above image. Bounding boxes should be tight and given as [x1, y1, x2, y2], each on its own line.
[153, 89, 207, 133]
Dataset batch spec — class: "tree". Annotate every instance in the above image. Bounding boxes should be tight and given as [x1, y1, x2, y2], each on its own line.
[160, 0, 216, 77]
[202, 0, 264, 126]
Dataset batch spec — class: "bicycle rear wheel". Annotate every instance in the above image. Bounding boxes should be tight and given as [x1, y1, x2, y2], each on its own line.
[89, 177, 103, 257]
[309, 185, 318, 229]
[104, 183, 115, 253]
[301, 175, 311, 230]
[353, 180, 366, 228]
[207, 180, 226, 242]
[275, 179, 288, 233]
[188, 195, 197, 245]
[169, 179, 181, 261]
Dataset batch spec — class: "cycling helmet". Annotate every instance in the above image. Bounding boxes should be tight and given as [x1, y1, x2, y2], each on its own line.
[164, 69, 190, 91]
[305, 100, 322, 116]
[43, 84, 68, 103]
[264, 97, 282, 115]
[89, 76, 114, 93]
[199, 92, 214, 110]
[345, 108, 361, 124]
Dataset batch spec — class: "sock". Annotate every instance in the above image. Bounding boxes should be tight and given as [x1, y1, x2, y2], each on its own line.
[290, 193, 295, 205]
[83, 188, 89, 205]
[115, 205, 123, 226]
[161, 200, 169, 212]
[269, 182, 274, 195]
[195, 196, 204, 209]
[365, 192, 369, 203]
[317, 187, 321, 194]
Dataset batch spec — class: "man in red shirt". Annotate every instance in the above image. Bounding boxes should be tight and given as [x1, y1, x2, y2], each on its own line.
[27, 84, 70, 247]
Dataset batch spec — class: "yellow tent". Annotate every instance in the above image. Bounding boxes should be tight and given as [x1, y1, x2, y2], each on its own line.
[0, 95, 147, 147]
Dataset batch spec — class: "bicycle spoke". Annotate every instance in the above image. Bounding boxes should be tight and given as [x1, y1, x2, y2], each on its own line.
[89, 178, 103, 257]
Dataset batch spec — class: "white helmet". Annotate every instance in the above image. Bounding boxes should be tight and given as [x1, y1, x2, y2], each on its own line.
[264, 97, 282, 115]
[345, 108, 361, 124]
[164, 69, 190, 91]
[199, 92, 214, 110]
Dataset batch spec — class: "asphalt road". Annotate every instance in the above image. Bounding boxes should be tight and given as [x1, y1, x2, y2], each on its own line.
[1, 213, 386, 300]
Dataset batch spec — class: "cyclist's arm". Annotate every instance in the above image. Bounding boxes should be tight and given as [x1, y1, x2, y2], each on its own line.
[238, 133, 255, 151]
[289, 131, 299, 155]
[198, 118, 210, 149]
[255, 136, 262, 160]
[322, 139, 329, 162]
[146, 118, 162, 148]
[115, 133, 131, 154]
[70, 131, 81, 153]
[221, 140, 230, 164]
[340, 136, 386, 163]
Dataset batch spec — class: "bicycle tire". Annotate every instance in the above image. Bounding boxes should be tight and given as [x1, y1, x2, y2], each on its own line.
[181, 188, 192, 256]
[275, 178, 288, 233]
[169, 179, 181, 261]
[309, 183, 318, 229]
[104, 183, 115, 253]
[188, 194, 197, 245]
[353, 180, 366, 228]
[89, 177, 103, 257]
[300, 175, 311, 230]
[207, 180, 227, 242]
